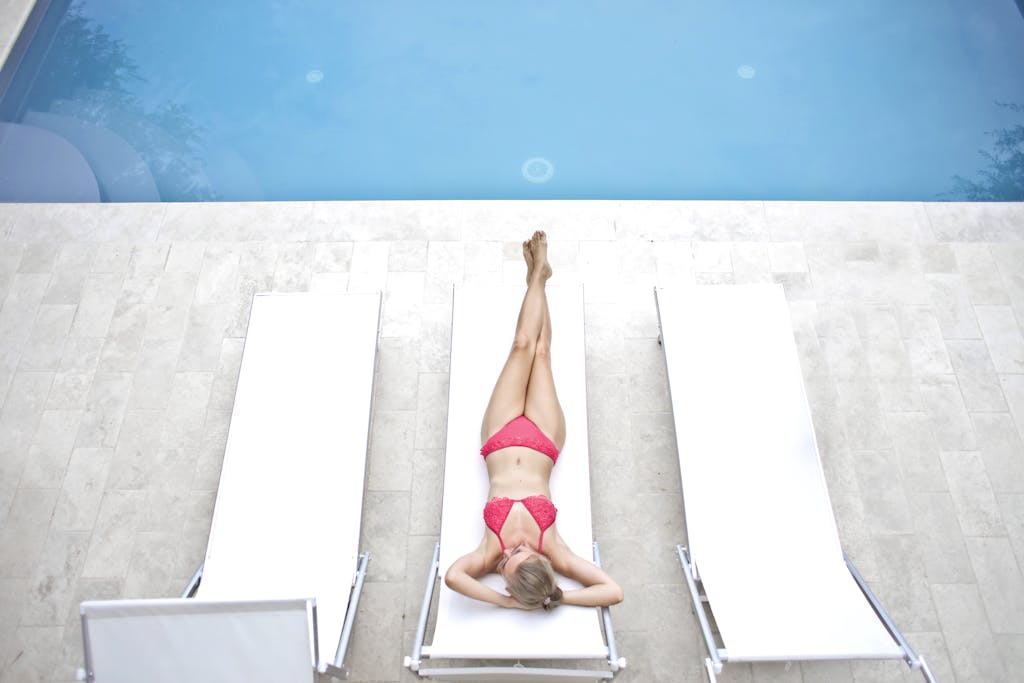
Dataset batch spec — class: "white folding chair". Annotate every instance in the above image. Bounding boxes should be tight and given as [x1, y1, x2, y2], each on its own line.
[406, 284, 625, 681]
[79, 598, 318, 683]
[79, 292, 381, 682]
[655, 285, 935, 682]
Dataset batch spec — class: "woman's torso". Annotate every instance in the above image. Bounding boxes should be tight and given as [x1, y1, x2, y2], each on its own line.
[484, 446, 556, 551]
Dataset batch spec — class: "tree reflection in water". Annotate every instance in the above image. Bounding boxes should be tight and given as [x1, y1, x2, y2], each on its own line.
[950, 102, 1024, 202]
[22, 1, 215, 201]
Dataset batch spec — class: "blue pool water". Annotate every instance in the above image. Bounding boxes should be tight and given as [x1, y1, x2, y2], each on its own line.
[1, 0, 1023, 202]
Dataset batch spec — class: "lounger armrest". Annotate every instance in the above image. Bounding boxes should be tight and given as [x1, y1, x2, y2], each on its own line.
[593, 542, 626, 672]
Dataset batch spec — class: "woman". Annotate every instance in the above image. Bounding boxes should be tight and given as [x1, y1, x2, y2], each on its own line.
[444, 231, 623, 611]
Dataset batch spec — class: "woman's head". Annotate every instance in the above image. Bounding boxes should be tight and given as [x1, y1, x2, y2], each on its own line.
[502, 551, 563, 611]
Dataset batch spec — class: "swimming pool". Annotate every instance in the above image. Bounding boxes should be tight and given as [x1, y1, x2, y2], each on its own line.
[1, 0, 1023, 202]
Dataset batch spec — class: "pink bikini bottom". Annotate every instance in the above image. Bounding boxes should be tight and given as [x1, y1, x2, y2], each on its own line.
[480, 415, 560, 463]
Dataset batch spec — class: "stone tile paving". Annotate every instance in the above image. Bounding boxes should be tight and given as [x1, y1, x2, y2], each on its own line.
[0, 200, 1021, 682]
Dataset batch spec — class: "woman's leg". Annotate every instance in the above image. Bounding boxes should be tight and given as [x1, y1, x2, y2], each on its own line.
[480, 233, 550, 443]
[522, 238, 566, 451]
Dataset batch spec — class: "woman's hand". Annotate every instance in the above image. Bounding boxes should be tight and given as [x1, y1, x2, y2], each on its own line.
[500, 594, 539, 610]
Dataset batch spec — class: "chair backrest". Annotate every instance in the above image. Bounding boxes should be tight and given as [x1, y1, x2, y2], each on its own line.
[80, 598, 317, 683]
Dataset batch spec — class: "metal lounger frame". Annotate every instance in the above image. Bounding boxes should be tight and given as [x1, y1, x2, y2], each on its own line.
[675, 545, 937, 682]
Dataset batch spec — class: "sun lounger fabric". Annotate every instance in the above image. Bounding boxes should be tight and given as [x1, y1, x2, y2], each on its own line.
[429, 284, 607, 660]
[196, 292, 379, 666]
[80, 598, 317, 683]
[657, 285, 902, 661]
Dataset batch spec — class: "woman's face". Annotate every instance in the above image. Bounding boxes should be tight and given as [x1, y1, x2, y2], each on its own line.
[497, 543, 535, 580]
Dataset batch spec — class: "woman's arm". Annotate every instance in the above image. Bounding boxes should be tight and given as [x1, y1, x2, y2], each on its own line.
[549, 542, 624, 608]
[444, 547, 524, 609]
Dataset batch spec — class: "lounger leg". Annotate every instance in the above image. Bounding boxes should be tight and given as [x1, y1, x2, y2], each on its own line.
[845, 554, 937, 683]
[180, 562, 204, 599]
[676, 546, 724, 678]
[917, 656, 937, 683]
[405, 542, 440, 674]
[318, 552, 372, 679]
[703, 658, 719, 683]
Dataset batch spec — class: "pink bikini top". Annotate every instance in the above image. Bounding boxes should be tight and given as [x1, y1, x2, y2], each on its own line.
[483, 495, 558, 552]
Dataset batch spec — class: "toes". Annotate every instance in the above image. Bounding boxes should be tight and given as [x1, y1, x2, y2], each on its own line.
[525, 231, 548, 267]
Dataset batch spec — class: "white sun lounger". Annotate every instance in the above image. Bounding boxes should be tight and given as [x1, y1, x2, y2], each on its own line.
[406, 284, 625, 681]
[654, 285, 935, 682]
[79, 292, 381, 682]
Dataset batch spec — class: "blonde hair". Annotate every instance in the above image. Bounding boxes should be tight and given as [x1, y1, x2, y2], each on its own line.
[507, 555, 563, 611]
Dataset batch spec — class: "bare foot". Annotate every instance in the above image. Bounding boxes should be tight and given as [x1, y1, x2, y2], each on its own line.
[528, 230, 553, 283]
[522, 239, 534, 283]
